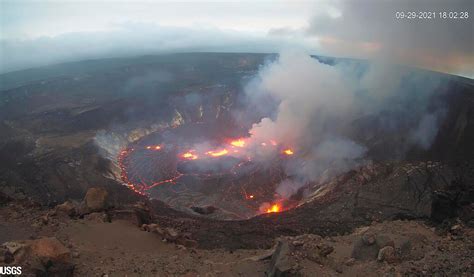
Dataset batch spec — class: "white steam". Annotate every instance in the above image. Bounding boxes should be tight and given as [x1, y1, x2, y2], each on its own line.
[248, 51, 354, 146]
[410, 110, 446, 150]
[243, 50, 447, 199]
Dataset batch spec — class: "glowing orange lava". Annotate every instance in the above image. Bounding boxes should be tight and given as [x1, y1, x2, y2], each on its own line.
[206, 149, 228, 157]
[249, 195, 254, 199]
[146, 145, 161, 150]
[230, 139, 246, 147]
[283, 149, 294, 155]
[266, 204, 281, 213]
[182, 152, 198, 160]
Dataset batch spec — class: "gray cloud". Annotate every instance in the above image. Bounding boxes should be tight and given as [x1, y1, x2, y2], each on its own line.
[304, 0, 474, 77]
[1, 1, 471, 77]
[0, 23, 311, 74]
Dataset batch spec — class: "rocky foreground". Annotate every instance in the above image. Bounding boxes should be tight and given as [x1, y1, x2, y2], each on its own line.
[1, 188, 473, 276]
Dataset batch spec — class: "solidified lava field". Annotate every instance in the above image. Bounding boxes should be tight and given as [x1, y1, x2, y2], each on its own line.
[119, 122, 300, 219]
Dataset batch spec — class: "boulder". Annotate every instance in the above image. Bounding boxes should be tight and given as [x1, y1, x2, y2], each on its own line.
[351, 237, 380, 261]
[29, 237, 71, 264]
[55, 201, 77, 217]
[317, 243, 334, 257]
[352, 233, 395, 261]
[268, 239, 297, 277]
[2, 241, 26, 256]
[2, 237, 74, 276]
[377, 246, 397, 263]
[30, 238, 74, 276]
[2, 241, 28, 264]
[84, 188, 108, 212]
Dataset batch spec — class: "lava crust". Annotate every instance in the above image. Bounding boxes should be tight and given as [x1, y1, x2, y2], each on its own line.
[119, 122, 299, 220]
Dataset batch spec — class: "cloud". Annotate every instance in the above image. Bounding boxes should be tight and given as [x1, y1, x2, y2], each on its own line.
[0, 23, 314, 73]
[303, 0, 474, 77]
[1, 0, 471, 77]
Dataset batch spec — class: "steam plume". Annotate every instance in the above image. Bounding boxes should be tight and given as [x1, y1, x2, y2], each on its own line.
[242, 50, 448, 198]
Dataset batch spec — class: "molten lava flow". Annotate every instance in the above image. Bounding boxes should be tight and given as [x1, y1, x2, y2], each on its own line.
[118, 148, 146, 195]
[148, 173, 184, 189]
[182, 151, 198, 160]
[206, 149, 228, 157]
[146, 145, 161, 150]
[120, 132, 298, 217]
[266, 204, 281, 213]
[230, 139, 246, 147]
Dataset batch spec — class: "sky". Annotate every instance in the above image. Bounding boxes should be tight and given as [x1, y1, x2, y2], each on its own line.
[0, 0, 473, 77]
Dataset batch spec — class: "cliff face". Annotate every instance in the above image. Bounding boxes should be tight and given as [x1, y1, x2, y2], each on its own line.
[348, 77, 474, 162]
[429, 79, 474, 161]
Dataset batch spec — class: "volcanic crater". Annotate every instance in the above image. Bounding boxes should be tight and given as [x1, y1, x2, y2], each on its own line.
[0, 53, 473, 250]
[119, 122, 300, 220]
